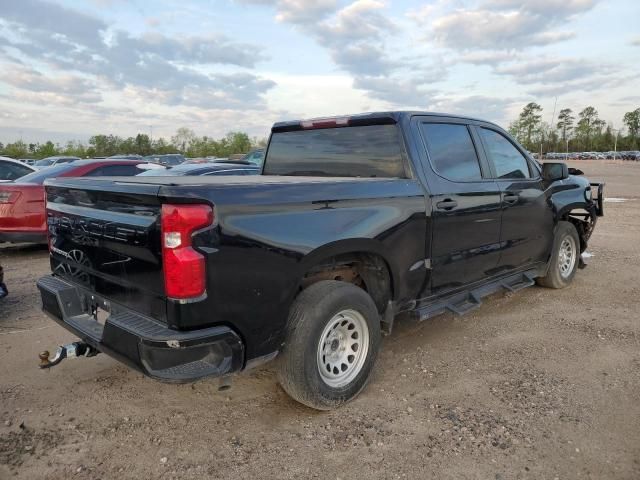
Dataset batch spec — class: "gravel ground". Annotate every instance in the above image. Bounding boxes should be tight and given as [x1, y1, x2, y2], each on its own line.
[1, 160, 639, 479]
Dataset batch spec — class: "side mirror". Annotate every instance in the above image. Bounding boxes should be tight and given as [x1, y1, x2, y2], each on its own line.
[542, 162, 569, 181]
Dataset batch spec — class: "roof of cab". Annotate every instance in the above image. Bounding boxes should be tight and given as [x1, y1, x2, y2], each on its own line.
[272, 111, 502, 132]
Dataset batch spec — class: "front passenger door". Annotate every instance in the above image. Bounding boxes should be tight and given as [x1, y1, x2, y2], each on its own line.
[475, 126, 554, 271]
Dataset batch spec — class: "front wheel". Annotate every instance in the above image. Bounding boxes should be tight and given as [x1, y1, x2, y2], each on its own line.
[536, 221, 580, 289]
[277, 280, 381, 410]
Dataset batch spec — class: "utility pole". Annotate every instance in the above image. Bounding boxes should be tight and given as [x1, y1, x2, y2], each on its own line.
[549, 96, 558, 156]
[612, 128, 618, 160]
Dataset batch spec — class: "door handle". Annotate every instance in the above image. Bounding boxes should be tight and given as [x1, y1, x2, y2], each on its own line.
[436, 199, 458, 211]
[503, 193, 519, 205]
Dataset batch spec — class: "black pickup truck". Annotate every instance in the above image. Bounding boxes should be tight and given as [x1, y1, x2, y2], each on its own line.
[37, 112, 604, 409]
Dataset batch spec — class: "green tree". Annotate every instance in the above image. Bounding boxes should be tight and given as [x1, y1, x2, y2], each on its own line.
[35, 141, 58, 158]
[576, 106, 601, 150]
[134, 134, 152, 156]
[223, 131, 252, 156]
[62, 140, 88, 158]
[623, 108, 640, 146]
[4, 140, 29, 158]
[151, 137, 176, 154]
[556, 108, 574, 146]
[171, 128, 196, 154]
[518, 102, 543, 150]
[89, 134, 123, 157]
[508, 119, 524, 142]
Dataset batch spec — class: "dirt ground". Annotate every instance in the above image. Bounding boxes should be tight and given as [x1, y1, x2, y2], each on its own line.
[1, 160, 639, 480]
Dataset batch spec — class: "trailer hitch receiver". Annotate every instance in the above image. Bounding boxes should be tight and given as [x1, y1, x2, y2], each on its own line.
[39, 342, 99, 369]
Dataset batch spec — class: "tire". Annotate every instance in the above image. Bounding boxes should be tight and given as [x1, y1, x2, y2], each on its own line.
[277, 280, 382, 410]
[536, 221, 580, 289]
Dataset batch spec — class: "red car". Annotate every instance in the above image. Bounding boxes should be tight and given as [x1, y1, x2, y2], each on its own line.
[0, 160, 156, 244]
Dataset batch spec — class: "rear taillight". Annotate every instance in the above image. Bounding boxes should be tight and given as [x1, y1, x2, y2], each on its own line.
[0, 191, 19, 204]
[161, 204, 214, 299]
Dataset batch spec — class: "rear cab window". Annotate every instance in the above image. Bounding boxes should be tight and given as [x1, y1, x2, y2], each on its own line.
[263, 124, 407, 178]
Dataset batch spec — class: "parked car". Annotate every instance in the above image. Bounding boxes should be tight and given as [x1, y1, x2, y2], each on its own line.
[142, 154, 185, 166]
[0, 160, 157, 244]
[33, 156, 81, 169]
[0, 156, 35, 182]
[137, 162, 260, 177]
[18, 158, 37, 166]
[37, 111, 604, 410]
[241, 149, 264, 166]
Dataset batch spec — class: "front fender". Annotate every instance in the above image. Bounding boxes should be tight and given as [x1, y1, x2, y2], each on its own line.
[548, 175, 592, 219]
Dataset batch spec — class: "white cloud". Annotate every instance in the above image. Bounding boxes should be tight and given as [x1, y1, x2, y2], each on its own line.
[428, 95, 520, 124]
[425, 0, 596, 51]
[238, 0, 339, 24]
[0, 0, 274, 112]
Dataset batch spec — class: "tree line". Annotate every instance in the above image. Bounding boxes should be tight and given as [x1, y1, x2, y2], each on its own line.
[509, 103, 640, 153]
[0, 129, 263, 160]
[2, 105, 639, 160]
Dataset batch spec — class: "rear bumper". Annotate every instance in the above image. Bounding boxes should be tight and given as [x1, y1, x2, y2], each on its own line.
[36, 275, 244, 383]
[0, 230, 47, 244]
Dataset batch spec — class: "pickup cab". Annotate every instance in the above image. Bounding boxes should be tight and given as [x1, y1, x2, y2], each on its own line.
[37, 112, 604, 410]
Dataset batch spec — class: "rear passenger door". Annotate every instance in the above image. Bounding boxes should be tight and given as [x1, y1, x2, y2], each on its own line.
[413, 117, 503, 294]
[474, 126, 554, 271]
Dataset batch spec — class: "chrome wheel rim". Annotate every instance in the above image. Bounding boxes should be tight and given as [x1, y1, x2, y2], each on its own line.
[317, 309, 369, 388]
[558, 236, 577, 279]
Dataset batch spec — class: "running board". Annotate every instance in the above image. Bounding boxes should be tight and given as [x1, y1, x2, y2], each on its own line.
[415, 270, 537, 321]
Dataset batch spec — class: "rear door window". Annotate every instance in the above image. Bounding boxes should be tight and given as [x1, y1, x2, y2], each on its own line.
[419, 123, 483, 182]
[263, 125, 406, 178]
[478, 128, 532, 179]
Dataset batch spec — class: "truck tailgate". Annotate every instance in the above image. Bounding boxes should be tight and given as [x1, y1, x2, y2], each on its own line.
[46, 180, 167, 322]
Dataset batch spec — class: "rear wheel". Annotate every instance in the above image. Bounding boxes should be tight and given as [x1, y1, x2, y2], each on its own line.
[277, 280, 381, 410]
[537, 221, 580, 289]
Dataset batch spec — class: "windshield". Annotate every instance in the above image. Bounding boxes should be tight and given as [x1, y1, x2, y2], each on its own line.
[34, 159, 54, 167]
[17, 163, 75, 184]
[263, 125, 406, 177]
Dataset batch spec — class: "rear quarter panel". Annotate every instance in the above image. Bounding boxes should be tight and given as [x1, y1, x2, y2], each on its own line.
[160, 177, 428, 360]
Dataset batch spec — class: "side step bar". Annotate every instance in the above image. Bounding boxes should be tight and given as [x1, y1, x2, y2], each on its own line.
[415, 270, 537, 321]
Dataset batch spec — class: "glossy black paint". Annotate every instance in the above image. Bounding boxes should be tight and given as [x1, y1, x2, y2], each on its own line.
[41, 111, 600, 374]
[46, 184, 167, 323]
[37, 274, 243, 382]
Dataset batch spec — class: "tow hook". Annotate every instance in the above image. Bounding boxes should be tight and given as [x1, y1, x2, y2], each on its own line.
[38, 342, 99, 369]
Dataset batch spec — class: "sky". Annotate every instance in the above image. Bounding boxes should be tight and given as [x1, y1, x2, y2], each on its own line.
[0, 0, 638, 144]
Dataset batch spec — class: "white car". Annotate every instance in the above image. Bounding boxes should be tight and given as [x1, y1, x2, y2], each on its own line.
[0, 156, 36, 183]
[32, 156, 81, 170]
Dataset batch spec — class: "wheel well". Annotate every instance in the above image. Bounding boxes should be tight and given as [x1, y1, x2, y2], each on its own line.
[561, 209, 594, 253]
[299, 253, 393, 313]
